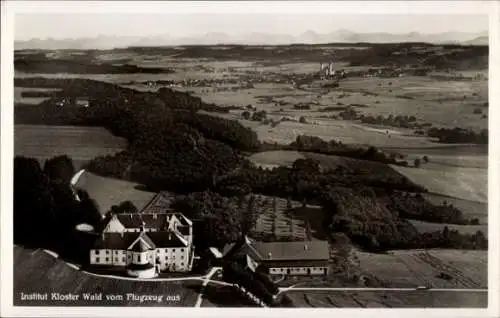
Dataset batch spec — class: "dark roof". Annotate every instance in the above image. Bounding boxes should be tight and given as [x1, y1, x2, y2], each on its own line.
[252, 241, 330, 261]
[224, 237, 329, 262]
[93, 230, 187, 250]
[113, 212, 190, 229]
[93, 232, 139, 250]
[147, 232, 188, 248]
[259, 259, 329, 268]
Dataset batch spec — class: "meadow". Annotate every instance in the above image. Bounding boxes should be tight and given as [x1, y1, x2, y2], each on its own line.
[73, 171, 157, 216]
[391, 164, 487, 204]
[14, 124, 127, 171]
[284, 289, 487, 308]
[352, 249, 487, 289]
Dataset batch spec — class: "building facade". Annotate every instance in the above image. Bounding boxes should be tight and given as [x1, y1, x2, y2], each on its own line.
[223, 236, 330, 277]
[89, 192, 194, 278]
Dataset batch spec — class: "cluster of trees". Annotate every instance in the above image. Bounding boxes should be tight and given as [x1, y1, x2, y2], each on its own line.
[419, 227, 487, 250]
[15, 54, 172, 74]
[222, 260, 279, 306]
[107, 201, 138, 215]
[172, 191, 259, 249]
[14, 155, 101, 262]
[427, 127, 488, 144]
[287, 135, 400, 165]
[360, 114, 420, 129]
[385, 192, 477, 225]
[17, 78, 258, 193]
[321, 187, 487, 251]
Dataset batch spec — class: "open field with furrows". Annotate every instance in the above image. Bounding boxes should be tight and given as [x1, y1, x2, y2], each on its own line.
[15, 124, 127, 171]
[14, 246, 200, 307]
[352, 249, 487, 289]
[391, 164, 487, 204]
[285, 290, 487, 308]
[74, 171, 157, 216]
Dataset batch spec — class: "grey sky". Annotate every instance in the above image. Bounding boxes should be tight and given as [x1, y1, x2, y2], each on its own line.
[15, 13, 488, 40]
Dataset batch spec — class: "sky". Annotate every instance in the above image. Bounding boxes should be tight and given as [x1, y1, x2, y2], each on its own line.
[15, 13, 488, 41]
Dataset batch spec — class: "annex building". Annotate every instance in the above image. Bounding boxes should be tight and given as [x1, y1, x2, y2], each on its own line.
[89, 192, 194, 278]
[223, 236, 330, 277]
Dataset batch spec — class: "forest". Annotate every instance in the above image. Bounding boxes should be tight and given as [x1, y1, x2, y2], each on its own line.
[14, 77, 487, 253]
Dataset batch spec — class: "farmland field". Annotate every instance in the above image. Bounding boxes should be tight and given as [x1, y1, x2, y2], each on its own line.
[352, 249, 487, 289]
[391, 164, 487, 204]
[285, 289, 487, 308]
[73, 171, 156, 216]
[15, 124, 127, 171]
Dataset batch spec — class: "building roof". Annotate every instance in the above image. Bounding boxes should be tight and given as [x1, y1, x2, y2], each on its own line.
[93, 229, 188, 250]
[252, 241, 330, 262]
[128, 232, 156, 251]
[224, 236, 329, 263]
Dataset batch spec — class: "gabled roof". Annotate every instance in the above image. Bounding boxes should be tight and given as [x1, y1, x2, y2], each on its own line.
[252, 241, 329, 261]
[92, 232, 139, 250]
[147, 231, 188, 248]
[223, 236, 330, 262]
[127, 232, 156, 251]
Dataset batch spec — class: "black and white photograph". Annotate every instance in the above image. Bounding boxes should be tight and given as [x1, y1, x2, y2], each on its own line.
[1, 1, 499, 317]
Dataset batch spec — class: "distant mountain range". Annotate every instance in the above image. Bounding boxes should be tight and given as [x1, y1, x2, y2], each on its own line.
[15, 29, 488, 50]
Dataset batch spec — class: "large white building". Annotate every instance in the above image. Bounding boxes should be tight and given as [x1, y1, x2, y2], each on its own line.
[89, 192, 194, 278]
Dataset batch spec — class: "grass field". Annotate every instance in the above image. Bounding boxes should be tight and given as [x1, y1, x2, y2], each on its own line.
[391, 164, 487, 204]
[285, 289, 487, 308]
[15, 124, 127, 171]
[352, 249, 487, 289]
[248, 150, 305, 169]
[424, 193, 487, 225]
[74, 171, 156, 215]
[14, 246, 200, 307]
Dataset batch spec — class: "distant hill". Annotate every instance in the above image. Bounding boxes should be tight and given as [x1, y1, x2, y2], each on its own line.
[462, 36, 489, 46]
[15, 29, 488, 50]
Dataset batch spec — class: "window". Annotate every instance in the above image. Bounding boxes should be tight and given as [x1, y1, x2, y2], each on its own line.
[95, 257, 100, 263]
[114, 258, 118, 262]
[181, 249, 184, 252]
[181, 256, 184, 260]
[122, 257, 126, 262]
[138, 255, 141, 263]
[165, 256, 168, 260]
[181, 262, 184, 266]
[94, 250, 99, 255]
[105, 257, 109, 262]
[106, 250, 110, 255]
[172, 249, 176, 252]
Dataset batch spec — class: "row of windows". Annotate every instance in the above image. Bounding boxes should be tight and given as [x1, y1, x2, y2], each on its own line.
[270, 267, 326, 273]
[94, 257, 185, 266]
[93, 248, 186, 255]
[163, 255, 184, 260]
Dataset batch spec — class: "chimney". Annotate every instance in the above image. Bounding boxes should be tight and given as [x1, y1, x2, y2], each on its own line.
[267, 252, 272, 259]
[304, 244, 308, 251]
